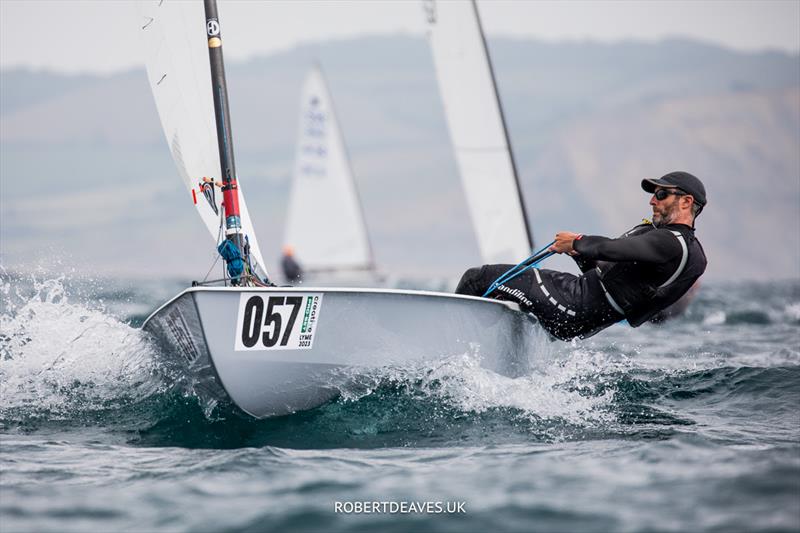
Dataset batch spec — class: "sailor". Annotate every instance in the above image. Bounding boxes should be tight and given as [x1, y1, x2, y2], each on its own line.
[455, 171, 708, 341]
[281, 245, 304, 283]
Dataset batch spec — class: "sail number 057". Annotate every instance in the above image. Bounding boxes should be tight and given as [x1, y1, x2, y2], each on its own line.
[241, 295, 301, 348]
[235, 293, 322, 351]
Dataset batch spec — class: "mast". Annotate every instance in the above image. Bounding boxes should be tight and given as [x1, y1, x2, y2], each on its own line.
[471, 0, 534, 250]
[203, 0, 244, 257]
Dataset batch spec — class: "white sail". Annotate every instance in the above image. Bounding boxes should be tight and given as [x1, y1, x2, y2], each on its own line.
[284, 65, 374, 271]
[138, 0, 267, 274]
[424, 0, 532, 264]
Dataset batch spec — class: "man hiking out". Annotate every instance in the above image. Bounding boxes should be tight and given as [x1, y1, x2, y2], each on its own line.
[455, 171, 708, 341]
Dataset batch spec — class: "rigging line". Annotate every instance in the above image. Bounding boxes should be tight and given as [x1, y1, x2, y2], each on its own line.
[482, 252, 554, 298]
[202, 253, 222, 284]
[203, 200, 226, 283]
[482, 242, 554, 298]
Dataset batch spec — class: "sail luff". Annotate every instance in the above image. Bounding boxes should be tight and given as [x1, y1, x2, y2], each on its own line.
[470, 1, 534, 251]
[138, 0, 268, 279]
[425, 0, 533, 264]
[317, 62, 377, 271]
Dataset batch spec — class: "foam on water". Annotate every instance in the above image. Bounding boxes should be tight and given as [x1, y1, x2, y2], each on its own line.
[0, 275, 163, 421]
[702, 310, 727, 326]
[330, 340, 627, 429]
[785, 302, 800, 322]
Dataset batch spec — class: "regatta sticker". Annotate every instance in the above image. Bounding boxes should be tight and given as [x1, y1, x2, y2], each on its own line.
[235, 293, 323, 351]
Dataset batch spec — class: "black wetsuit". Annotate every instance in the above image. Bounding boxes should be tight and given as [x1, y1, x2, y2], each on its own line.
[456, 223, 707, 341]
[281, 254, 303, 283]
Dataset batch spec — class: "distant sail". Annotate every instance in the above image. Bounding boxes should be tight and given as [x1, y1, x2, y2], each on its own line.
[284, 66, 374, 272]
[424, 0, 533, 263]
[138, 0, 267, 273]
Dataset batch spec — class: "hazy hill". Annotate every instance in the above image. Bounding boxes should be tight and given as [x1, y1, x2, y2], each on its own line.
[1, 36, 798, 281]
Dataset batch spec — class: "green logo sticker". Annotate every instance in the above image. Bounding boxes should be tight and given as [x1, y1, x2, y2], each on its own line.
[301, 296, 313, 333]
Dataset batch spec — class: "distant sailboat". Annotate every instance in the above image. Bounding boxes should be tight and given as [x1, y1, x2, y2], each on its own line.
[283, 65, 377, 282]
[424, 0, 534, 264]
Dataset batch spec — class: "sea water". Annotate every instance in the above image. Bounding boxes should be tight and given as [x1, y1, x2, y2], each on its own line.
[1, 272, 798, 532]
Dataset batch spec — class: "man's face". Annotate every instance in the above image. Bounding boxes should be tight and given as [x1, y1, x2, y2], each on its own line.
[649, 187, 682, 226]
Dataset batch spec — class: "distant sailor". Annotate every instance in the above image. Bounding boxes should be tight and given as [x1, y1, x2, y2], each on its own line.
[456, 171, 708, 341]
[281, 245, 304, 283]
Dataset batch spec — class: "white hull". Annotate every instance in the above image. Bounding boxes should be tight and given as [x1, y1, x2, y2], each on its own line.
[143, 287, 542, 418]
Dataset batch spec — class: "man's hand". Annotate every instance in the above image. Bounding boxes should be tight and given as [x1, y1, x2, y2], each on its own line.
[549, 231, 582, 255]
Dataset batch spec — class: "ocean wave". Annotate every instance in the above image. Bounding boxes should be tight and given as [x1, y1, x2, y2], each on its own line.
[686, 281, 800, 326]
[0, 275, 168, 426]
[2, 274, 798, 451]
[116, 357, 800, 449]
[611, 365, 800, 406]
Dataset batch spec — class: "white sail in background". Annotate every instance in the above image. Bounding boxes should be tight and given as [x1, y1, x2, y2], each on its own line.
[424, 0, 532, 264]
[138, 0, 267, 273]
[284, 66, 374, 272]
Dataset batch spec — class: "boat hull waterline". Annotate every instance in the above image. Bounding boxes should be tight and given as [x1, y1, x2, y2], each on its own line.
[143, 287, 542, 418]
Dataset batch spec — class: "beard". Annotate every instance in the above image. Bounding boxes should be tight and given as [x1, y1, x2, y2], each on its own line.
[652, 200, 679, 227]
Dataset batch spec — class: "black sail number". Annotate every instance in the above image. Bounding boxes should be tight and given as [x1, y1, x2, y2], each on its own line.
[241, 295, 305, 349]
[241, 295, 264, 348]
[282, 297, 303, 346]
[263, 297, 283, 347]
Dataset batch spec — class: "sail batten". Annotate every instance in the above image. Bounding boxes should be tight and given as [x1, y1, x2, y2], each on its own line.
[425, 0, 533, 264]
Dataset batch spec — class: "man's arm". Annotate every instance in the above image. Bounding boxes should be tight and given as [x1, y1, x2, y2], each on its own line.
[551, 229, 682, 263]
[572, 254, 597, 273]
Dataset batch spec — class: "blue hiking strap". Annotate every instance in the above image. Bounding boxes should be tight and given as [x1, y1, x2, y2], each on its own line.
[482, 241, 556, 298]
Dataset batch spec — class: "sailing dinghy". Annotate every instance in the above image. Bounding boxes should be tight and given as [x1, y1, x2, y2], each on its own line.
[283, 65, 379, 284]
[139, 0, 541, 418]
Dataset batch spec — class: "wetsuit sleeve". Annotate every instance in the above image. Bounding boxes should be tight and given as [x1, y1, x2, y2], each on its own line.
[573, 228, 682, 263]
[571, 254, 597, 273]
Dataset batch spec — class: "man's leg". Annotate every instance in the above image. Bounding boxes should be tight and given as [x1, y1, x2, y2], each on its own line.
[455, 265, 515, 297]
[456, 266, 622, 341]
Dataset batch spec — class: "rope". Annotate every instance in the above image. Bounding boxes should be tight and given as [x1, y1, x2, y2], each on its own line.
[198, 189, 275, 289]
[201, 203, 227, 284]
[482, 241, 555, 298]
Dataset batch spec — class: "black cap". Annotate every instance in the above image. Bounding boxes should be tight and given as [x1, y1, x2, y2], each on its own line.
[641, 171, 707, 207]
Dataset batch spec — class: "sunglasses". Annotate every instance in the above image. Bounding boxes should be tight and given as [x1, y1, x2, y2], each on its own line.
[653, 188, 688, 201]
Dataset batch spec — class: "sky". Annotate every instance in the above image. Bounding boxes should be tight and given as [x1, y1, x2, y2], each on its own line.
[1, 0, 798, 75]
